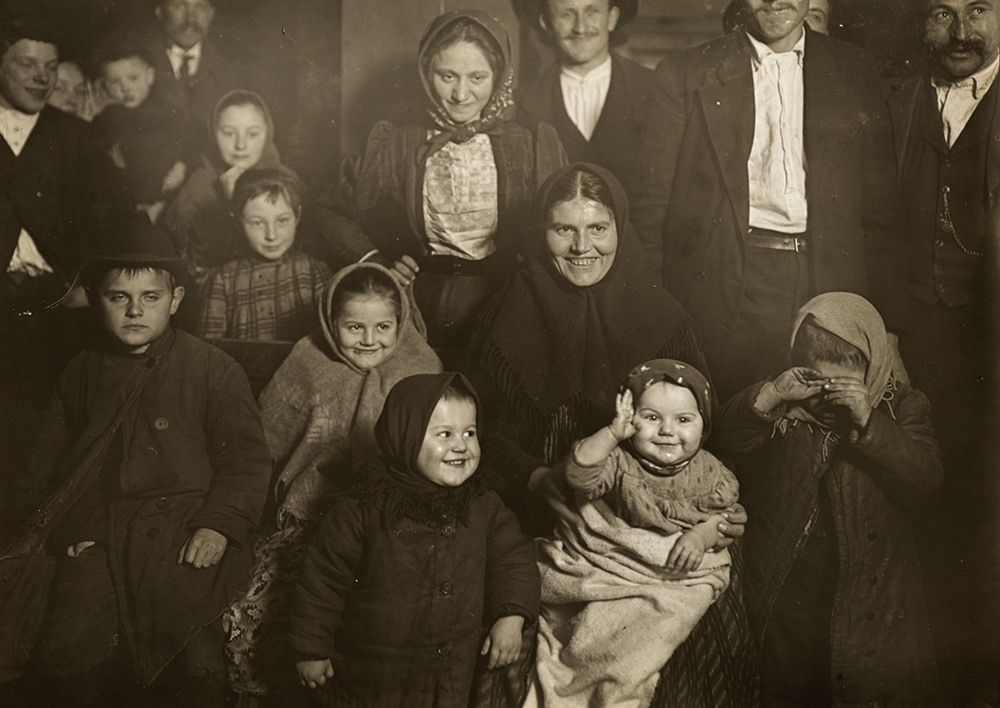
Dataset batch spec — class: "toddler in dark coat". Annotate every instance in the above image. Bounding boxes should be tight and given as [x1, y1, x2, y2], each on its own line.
[289, 372, 539, 708]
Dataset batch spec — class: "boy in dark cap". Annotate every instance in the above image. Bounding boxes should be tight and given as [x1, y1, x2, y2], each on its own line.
[17, 223, 271, 705]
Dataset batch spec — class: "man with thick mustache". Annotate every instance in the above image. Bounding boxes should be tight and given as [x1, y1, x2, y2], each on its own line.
[149, 0, 241, 152]
[632, 0, 906, 402]
[516, 0, 655, 196]
[888, 0, 1000, 701]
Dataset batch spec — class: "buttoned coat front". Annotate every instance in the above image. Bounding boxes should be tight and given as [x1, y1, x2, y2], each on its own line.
[25, 329, 271, 685]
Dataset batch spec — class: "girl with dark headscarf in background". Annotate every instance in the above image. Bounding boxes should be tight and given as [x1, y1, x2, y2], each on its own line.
[317, 10, 565, 366]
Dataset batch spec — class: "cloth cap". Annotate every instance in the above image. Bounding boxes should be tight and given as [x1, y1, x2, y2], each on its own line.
[80, 221, 188, 288]
[0, 18, 61, 52]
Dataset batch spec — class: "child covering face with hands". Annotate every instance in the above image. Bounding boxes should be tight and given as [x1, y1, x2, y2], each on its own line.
[714, 292, 942, 706]
[529, 359, 740, 708]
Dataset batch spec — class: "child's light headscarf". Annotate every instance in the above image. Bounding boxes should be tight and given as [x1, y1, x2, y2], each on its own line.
[790, 292, 892, 407]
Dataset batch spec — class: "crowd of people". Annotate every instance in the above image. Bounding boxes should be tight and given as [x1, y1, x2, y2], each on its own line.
[0, 0, 997, 707]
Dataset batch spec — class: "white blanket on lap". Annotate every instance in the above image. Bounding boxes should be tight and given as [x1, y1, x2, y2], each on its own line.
[532, 495, 730, 708]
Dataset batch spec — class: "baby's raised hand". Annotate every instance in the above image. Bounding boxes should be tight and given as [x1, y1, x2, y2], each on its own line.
[481, 615, 525, 670]
[771, 367, 826, 403]
[822, 377, 872, 429]
[610, 390, 637, 441]
[296, 658, 334, 689]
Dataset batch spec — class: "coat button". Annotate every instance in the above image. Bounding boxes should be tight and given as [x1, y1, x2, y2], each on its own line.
[147, 528, 161, 539]
[437, 644, 451, 657]
[942, 185, 950, 193]
[867, 531, 878, 541]
[154, 418, 169, 431]
[695, 271, 706, 281]
[712, 216, 722, 225]
[866, 611, 876, 621]
[156, 497, 169, 510]
[441, 525, 456, 537]
[935, 239, 945, 248]
[439, 582, 453, 596]
[835, 673, 844, 682]
[869, 576, 878, 585]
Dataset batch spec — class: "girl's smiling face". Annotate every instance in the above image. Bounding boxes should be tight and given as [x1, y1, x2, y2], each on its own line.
[333, 295, 399, 371]
[215, 103, 268, 169]
[416, 395, 481, 487]
[241, 192, 299, 261]
[630, 381, 704, 468]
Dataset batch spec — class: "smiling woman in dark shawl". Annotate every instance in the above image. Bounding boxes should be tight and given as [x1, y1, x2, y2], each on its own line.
[468, 162, 757, 708]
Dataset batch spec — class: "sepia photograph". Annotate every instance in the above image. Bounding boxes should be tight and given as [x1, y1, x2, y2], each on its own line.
[0, 0, 998, 706]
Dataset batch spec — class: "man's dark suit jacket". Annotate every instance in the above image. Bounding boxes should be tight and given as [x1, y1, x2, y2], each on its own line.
[888, 68, 1000, 310]
[516, 52, 655, 196]
[148, 39, 242, 152]
[632, 28, 907, 373]
[0, 106, 121, 310]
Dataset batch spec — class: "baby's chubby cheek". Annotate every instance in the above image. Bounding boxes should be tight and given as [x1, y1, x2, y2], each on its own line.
[632, 419, 642, 433]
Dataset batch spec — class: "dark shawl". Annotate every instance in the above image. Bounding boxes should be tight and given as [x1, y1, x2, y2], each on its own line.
[359, 372, 491, 528]
[475, 162, 708, 464]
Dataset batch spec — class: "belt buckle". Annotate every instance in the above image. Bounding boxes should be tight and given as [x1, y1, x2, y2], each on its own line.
[792, 236, 803, 253]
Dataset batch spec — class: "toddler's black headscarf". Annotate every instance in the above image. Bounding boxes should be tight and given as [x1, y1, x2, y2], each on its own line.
[358, 372, 490, 528]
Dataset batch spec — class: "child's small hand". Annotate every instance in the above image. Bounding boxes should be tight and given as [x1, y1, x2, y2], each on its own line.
[66, 541, 97, 557]
[390, 255, 420, 287]
[666, 534, 706, 573]
[177, 527, 228, 568]
[666, 516, 724, 572]
[771, 367, 826, 403]
[296, 658, 334, 689]
[822, 376, 872, 429]
[161, 161, 187, 193]
[481, 615, 525, 670]
[609, 390, 637, 441]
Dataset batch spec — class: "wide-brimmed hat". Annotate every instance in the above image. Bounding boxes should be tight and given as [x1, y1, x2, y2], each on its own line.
[80, 222, 188, 288]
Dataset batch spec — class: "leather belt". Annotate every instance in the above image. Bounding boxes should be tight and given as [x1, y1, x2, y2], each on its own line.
[747, 228, 808, 253]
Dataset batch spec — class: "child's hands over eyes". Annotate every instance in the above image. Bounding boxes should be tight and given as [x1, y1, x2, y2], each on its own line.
[609, 390, 638, 441]
[822, 377, 872, 429]
[481, 615, 525, 670]
[771, 367, 826, 403]
[296, 658, 334, 688]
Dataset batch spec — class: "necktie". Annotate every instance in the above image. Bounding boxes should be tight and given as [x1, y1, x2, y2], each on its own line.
[180, 53, 194, 86]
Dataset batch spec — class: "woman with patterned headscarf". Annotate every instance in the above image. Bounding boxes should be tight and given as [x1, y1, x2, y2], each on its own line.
[321, 10, 565, 365]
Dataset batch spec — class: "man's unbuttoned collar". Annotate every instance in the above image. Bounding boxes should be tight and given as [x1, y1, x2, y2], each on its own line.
[932, 54, 1000, 101]
[560, 54, 612, 86]
[0, 103, 41, 156]
[746, 27, 806, 69]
